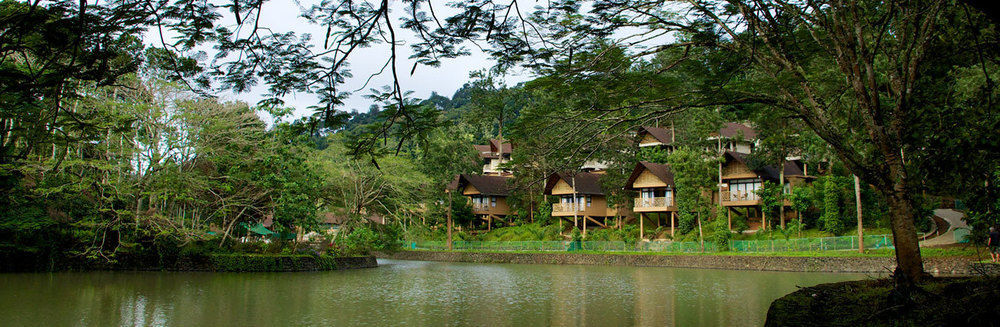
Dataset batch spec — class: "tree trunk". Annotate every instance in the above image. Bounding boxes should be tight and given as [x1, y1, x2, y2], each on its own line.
[697, 211, 704, 252]
[885, 187, 926, 283]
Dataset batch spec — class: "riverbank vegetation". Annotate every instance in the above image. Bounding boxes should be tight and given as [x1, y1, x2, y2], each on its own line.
[3, 0, 1000, 289]
[411, 246, 984, 259]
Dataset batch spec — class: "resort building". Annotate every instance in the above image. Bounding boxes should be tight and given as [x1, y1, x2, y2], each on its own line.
[449, 173, 513, 230]
[637, 122, 758, 154]
[624, 161, 678, 240]
[474, 139, 513, 176]
[709, 122, 758, 154]
[636, 125, 677, 153]
[719, 151, 813, 230]
[543, 171, 626, 234]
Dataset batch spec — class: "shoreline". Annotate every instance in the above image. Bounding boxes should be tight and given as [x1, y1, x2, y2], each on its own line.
[1, 254, 378, 273]
[379, 250, 976, 275]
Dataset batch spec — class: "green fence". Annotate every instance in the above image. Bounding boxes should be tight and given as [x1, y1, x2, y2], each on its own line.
[409, 235, 893, 253]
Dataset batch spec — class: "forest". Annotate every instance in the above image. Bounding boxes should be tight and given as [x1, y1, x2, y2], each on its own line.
[2, 0, 999, 285]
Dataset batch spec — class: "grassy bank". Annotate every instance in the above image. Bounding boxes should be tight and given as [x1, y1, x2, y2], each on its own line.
[765, 277, 1000, 326]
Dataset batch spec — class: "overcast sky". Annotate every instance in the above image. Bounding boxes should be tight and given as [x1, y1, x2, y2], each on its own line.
[147, 0, 531, 122]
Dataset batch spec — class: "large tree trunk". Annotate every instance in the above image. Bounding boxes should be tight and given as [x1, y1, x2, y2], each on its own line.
[884, 184, 926, 283]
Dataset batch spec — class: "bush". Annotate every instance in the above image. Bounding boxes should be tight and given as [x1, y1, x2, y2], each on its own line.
[709, 206, 732, 251]
[336, 226, 379, 256]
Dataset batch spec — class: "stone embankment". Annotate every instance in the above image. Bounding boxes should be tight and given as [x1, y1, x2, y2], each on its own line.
[381, 251, 975, 275]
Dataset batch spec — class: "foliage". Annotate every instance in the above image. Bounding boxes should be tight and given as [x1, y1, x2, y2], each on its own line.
[821, 177, 844, 234]
[478, 223, 563, 241]
[585, 225, 640, 244]
[708, 206, 732, 251]
[665, 148, 719, 234]
[756, 181, 783, 229]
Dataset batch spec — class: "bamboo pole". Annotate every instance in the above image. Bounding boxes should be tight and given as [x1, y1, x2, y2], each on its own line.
[855, 175, 864, 253]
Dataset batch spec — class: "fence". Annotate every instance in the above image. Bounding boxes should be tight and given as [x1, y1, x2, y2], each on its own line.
[409, 235, 893, 253]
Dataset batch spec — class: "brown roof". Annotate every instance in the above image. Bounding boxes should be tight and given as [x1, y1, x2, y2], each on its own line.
[624, 161, 675, 190]
[450, 174, 511, 196]
[489, 139, 512, 154]
[724, 151, 803, 181]
[637, 126, 675, 145]
[474, 140, 512, 159]
[716, 122, 757, 139]
[544, 172, 606, 195]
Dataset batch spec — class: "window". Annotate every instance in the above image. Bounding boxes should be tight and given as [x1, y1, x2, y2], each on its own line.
[491, 197, 497, 207]
[586, 196, 593, 207]
[728, 178, 763, 201]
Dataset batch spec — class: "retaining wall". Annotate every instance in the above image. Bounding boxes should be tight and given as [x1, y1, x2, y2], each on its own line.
[381, 251, 974, 275]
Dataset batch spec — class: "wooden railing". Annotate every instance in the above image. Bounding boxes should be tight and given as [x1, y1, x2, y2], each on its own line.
[552, 203, 585, 214]
[721, 191, 759, 202]
[472, 203, 493, 212]
[634, 197, 673, 208]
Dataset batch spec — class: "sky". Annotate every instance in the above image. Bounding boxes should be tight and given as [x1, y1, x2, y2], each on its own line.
[147, 0, 531, 122]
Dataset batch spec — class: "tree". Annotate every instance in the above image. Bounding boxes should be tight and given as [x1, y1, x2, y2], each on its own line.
[665, 147, 719, 249]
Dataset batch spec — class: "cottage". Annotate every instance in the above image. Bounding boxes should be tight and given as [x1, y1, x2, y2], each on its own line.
[543, 172, 624, 235]
[719, 151, 813, 230]
[624, 161, 678, 239]
[709, 122, 758, 153]
[449, 173, 513, 230]
[474, 139, 513, 176]
[636, 125, 677, 153]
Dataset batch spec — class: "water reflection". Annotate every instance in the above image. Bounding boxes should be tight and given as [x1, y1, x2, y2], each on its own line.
[0, 259, 874, 326]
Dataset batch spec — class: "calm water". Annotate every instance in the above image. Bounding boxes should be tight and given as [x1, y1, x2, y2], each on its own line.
[0, 259, 873, 326]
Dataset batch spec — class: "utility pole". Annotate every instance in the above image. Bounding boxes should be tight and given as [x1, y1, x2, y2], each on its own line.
[447, 189, 453, 251]
[855, 175, 864, 253]
[572, 176, 578, 234]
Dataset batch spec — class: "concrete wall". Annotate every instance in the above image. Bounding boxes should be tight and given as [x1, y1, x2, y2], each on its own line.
[381, 251, 974, 276]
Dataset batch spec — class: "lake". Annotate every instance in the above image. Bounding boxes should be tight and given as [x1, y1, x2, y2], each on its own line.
[0, 259, 873, 326]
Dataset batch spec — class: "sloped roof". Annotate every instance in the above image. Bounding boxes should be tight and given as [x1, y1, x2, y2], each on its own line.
[716, 122, 757, 139]
[544, 172, 606, 195]
[474, 144, 495, 158]
[724, 151, 804, 181]
[637, 126, 675, 145]
[489, 139, 513, 154]
[475, 140, 512, 159]
[624, 161, 675, 190]
[449, 174, 512, 196]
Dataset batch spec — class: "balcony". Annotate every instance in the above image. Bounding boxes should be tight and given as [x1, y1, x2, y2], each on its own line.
[633, 197, 674, 212]
[721, 190, 760, 206]
[472, 203, 493, 213]
[552, 203, 586, 216]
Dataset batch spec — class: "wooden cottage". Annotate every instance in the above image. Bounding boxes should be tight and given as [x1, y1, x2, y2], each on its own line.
[719, 151, 812, 230]
[709, 122, 758, 153]
[636, 125, 677, 153]
[624, 161, 678, 239]
[449, 174, 513, 229]
[543, 172, 623, 234]
[474, 139, 513, 176]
